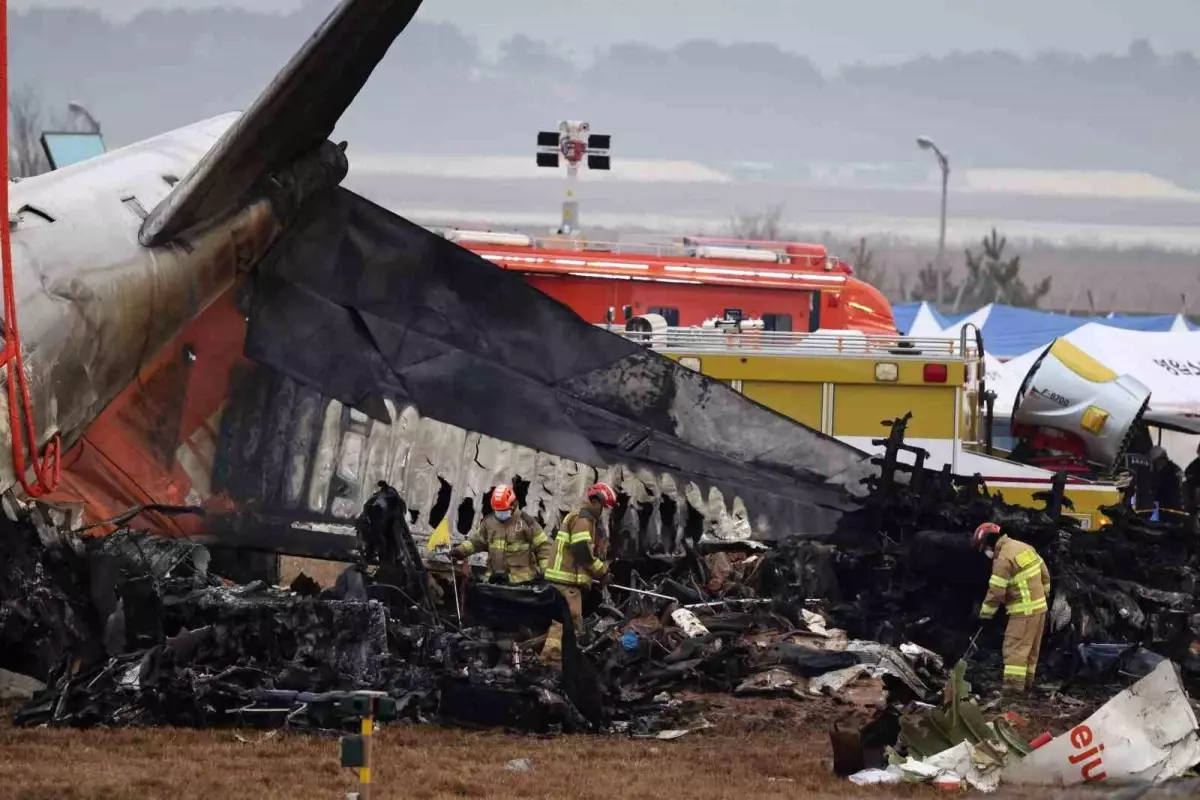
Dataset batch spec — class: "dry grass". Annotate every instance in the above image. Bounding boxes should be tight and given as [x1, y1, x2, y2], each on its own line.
[0, 696, 965, 800]
[0, 694, 1099, 800]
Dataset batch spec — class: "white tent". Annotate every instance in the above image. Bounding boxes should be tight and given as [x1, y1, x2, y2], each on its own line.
[993, 324, 1200, 416]
[906, 302, 949, 337]
[940, 304, 993, 343]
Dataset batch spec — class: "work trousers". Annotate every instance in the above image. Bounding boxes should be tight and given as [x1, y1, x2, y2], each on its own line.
[540, 583, 584, 664]
[1002, 612, 1046, 693]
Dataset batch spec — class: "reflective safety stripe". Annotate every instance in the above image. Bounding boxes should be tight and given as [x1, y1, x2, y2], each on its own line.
[1003, 665, 1028, 677]
[980, 603, 998, 618]
[1012, 561, 1043, 586]
[590, 558, 606, 576]
[1008, 598, 1048, 616]
[1018, 577, 1032, 606]
[546, 524, 593, 585]
[545, 567, 588, 585]
[994, 545, 1048, 616]
[490, 540, 530, 553]
[988, 574, 1008, 589]
[531, 531, 549, 548]
[569, 531, 592, 545]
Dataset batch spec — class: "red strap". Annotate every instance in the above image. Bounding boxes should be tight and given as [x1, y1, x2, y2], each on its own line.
[0, 1, 62, 497]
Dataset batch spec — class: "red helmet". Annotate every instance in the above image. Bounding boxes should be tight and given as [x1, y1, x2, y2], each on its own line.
[972, 522, 1001, 551]
[490, 485, 516, 512]
[587, 481, 618, 508]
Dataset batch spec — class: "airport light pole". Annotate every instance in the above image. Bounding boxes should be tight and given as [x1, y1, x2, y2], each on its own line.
[917, 136, 950, 308]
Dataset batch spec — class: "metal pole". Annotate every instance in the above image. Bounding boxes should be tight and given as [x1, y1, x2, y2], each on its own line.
[360, 700, 375, 800]
[609, 582, 676, 599]
[451, 561, 463, 626]
[936, 157, 948, 308]
[917, 137, 950, 310]
[562, 162, 579, 234]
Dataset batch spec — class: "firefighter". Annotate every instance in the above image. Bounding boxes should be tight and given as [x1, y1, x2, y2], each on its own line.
[973, 522, 1050, 694]
[1184, 441, 1200, 514]
[540, 481, 617, 664]
[1147, 445, 1187, 522]
[449, 485, 551, 585]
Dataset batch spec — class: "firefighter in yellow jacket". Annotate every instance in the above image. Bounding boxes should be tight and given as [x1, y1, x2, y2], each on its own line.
[450, 485, 552, 584]
[973, 522, 1051, 693]
[540, 481, 617, 664]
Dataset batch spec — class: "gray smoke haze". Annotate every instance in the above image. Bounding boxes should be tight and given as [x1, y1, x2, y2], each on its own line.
[9, 1, 1200, 186]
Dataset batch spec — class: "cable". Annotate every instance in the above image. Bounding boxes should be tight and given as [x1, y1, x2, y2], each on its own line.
[1, 0, 62, 497]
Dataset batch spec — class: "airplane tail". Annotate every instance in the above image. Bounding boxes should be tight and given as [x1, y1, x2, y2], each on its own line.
[139, 0, 426, 247]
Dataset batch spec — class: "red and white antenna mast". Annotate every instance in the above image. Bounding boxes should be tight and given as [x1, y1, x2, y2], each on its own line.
[536, 121, 610, 234]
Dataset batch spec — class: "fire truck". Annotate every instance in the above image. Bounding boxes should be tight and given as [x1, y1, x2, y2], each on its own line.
[442, 229, 897, 335]
[611, 317, 1131, 529]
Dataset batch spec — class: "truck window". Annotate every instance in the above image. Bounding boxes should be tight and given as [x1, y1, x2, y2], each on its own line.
[648, 306, 680, 326]
[762, 313, 793, 332]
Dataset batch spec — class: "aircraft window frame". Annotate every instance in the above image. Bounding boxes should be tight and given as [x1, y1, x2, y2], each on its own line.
[121, 195, 149, 220]
[13, 204, 56, 226]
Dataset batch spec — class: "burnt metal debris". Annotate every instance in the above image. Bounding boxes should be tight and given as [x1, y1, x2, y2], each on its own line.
[3, 418, 1199, 735]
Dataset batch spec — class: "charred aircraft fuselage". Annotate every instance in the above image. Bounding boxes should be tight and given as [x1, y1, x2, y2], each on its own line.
[2, 0, 875, 546]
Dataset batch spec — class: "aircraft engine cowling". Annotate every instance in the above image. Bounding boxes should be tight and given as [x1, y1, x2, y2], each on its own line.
[1012, 338, 1150, 469]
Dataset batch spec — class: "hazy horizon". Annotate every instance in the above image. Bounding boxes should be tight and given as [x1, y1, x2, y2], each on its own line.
[9, 0, 1200, 315]
[12, 0, 1200, 69]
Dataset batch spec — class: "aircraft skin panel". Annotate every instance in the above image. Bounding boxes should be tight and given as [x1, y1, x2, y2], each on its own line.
[3, 118, 273, 494]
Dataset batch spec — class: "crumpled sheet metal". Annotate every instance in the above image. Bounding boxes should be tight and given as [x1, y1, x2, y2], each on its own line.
[0, 508, 102, 681]
[243, 186, 873, 540]
[900, 661, 1028, 763]
[1004, 660, 1200, 787]
[17, 590, 389, 728]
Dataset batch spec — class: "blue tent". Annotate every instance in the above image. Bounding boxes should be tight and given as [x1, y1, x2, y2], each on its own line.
[1102, 313, 1196, 332]
[959, 305, 1088, 359]
[890, 302, 922, 335]
[891, 302, 1194, 350]
[942, 305, 1196, 358]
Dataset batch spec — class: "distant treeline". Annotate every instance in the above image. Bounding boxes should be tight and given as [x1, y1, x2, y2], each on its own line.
[10, 4, 1200, 185]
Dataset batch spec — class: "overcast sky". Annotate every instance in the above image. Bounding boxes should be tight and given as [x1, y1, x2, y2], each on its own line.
[13, 0, 1200, 67]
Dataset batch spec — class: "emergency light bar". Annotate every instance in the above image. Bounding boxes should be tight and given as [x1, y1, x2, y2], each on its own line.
[536, 121, 611, 171]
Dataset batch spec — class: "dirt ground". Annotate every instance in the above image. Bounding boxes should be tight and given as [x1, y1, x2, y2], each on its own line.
[0, 693, 1118, 800]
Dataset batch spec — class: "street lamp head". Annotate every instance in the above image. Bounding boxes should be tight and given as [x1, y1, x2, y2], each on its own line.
[67, 101, 101, 134]
[916, 135, 936, 151]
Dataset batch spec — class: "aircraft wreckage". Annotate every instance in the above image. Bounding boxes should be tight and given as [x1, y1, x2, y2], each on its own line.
[3, 5, 1200, 786]
[3, 0, 870, 553]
